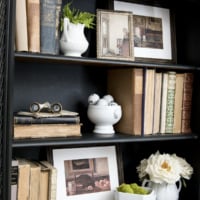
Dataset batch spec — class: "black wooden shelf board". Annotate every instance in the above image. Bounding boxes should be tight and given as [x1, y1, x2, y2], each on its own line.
[15, 52, 197, 70]
[12, 132, 198, 148]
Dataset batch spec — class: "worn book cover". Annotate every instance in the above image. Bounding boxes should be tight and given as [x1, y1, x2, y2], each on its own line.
[143, 69, 155, 135]
[165, 71, 176, 133]
[40, 161, 57, 200]
[14, 123, 82, 139]
[40, 0, 62, 54]
[27, 0, 40, 52]
[11, 160, 19, 200]
[181, 73, 194, 133]
[15, 0, 28, 51]
[107, 68, 143, 135]
[173, 73, 184, 133]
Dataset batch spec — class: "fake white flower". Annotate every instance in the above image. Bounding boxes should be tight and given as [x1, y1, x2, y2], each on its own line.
[137, 151, 193, 184]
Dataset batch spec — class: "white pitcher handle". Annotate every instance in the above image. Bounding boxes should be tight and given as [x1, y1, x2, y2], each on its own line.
[142, 179, 151, 187]
[177, 179, 182, 193]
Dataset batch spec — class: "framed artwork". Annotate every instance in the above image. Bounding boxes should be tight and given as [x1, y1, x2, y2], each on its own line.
[96, 9, 134, 61]
[52, 145, 121, 200]
[113, 0, 177, 64]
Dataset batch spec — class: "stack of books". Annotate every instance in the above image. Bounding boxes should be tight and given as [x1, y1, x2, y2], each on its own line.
[13, 158, 57, 200]
[13, 110, 82, 139]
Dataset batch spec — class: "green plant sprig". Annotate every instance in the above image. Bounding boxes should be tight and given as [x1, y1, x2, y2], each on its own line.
[61, 2, 95, 31]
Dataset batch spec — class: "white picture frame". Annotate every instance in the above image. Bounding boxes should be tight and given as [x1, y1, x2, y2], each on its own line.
[52, 145, 119, 200]
[114, 0, 176, 64]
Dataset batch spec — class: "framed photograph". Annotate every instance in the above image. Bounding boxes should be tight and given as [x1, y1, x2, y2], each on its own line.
[52, 145, 121, 200]
[97, 9, 134, 61]
[113, 0, 177, 64]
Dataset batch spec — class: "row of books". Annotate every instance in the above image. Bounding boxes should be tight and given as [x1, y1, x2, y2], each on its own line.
[13, 111, 82, 139]
[15, 0, 61, 54]
[107, 68, 193, 135]
[11, 159, 57, 200]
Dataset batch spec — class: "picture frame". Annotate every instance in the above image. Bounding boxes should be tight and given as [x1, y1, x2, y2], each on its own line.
[113, 0, 177, 64]
[96, 9, 135, 61]
[51, 145, 122, 200]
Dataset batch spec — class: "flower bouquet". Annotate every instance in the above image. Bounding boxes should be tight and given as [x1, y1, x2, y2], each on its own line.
[136, 151, 193, 200]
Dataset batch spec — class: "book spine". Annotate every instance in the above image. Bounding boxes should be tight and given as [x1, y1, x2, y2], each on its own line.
[165, 71, 176, 133]
[27, 0, 40, 52]
[14, 116, 80, 124]
[181, 73, 194, 133]
[40, 0, 62, 54]
[11, 160, 19, 200]
[15, 0, 28, 51]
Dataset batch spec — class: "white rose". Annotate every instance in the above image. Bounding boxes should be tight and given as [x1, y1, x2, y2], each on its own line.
[145, 152, 181, 184]
[137, 159, 148, 180]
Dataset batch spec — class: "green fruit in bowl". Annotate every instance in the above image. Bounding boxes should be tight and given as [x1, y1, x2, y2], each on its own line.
[117, 183, 149, 195]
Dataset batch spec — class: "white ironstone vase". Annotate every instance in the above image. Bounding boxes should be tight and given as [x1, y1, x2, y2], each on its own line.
[142, 179, 182, 200]
[60, 17, 89, 57]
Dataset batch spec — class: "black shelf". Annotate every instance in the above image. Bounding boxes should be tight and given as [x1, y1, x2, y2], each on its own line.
[12, 132, 198, 148]
[15, 52, 197, 70]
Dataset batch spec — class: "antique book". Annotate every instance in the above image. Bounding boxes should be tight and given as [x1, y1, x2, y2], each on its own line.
[173, 73, 184, 133]
[38, 162, 49, 200]
[143, 69, 155, 135]
[27, 0, 40, 52]
[14, 123, 82, 139]
[40, 0, 62, 54]
[160, 73, 168, 134]
[17, 159, 31, 200]
[15, 0, 28, 51]
[181, 73, 194, 133]
[152, 72, 162, 134]
[107, 68, 143, 135]
[165, 71, 176, 133]
[14, 115, 80, 124]
[28, 161, 41, 200]
[11, 160, 18, 200]
[40, 161, 57, 200]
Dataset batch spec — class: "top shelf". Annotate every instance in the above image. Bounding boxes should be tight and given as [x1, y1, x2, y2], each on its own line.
[15, 52, 197, 70]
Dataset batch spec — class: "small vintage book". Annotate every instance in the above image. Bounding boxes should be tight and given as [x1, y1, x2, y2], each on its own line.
[107, 68, 143, 135]
[165, 71, 176, 133]
[14, 123, 82, 139]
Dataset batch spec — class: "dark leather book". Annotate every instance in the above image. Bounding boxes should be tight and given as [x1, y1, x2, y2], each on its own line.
[40, 0, 62, 54]
[14, 115, 80, 124]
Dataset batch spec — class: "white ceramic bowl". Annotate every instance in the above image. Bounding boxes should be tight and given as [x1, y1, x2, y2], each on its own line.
[87, 104, 122, 134]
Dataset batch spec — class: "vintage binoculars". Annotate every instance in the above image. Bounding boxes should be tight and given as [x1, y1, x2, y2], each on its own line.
[30, 102, 62, 113]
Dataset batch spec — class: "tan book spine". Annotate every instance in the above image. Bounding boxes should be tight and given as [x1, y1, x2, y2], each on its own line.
[17, 159, 31, 200]
[173, 73, 184, 133]
[40, 161, 57, 200]
[181, 73, 194, 133]
[15, 0, 28, 51]
[107, 68, 143, 135]
[165, 71, 176, 133]
[152, 72, 162, 134]
[143, 69, 155, 135]
[14, 124, 82, 139]
[27, 0, 40, 52]
[160, 73, 168, 134]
